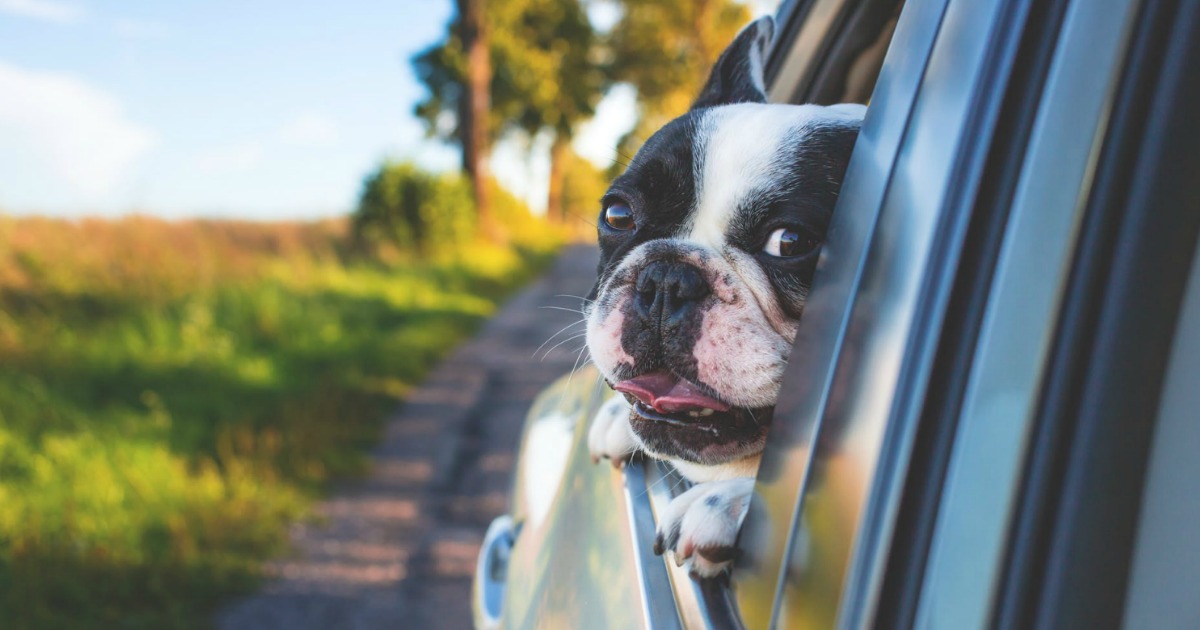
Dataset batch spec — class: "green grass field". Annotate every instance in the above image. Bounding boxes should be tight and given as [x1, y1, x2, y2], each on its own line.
[0, 215, 560, 629]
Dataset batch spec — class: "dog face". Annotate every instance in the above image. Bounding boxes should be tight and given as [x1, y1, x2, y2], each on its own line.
[584, 17, 864, 467]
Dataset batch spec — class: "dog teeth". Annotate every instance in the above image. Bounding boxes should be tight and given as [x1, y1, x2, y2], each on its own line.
[688, 411, 702, 418]
[699, 408, 715, 417]
[687, 408, 717, 418]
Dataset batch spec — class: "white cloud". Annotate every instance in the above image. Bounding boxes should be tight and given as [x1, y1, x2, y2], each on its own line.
[111, 17, 169, 40]
[0, 0, 82, 23]
[0, 61, 156, 197]
[191, 141, 265, 174]
[185, 112, 340, 177]
[277, 112, 341, 147]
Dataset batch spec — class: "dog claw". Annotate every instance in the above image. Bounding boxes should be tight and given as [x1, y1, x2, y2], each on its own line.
[652, 478, 754, 578]
[696, 544, 737, 564]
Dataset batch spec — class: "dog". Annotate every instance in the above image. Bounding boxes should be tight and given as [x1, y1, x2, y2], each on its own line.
[584, 15, 865, 578]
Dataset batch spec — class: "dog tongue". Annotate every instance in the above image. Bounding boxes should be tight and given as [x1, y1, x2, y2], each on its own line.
[614, 372, 731, 414]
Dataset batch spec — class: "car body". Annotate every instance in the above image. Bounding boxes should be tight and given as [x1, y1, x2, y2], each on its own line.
[474, 0, 1200, 627]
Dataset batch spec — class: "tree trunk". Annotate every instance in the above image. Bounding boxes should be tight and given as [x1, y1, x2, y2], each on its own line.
[546, 133, 571, 224]
[457, 0, 498, 240]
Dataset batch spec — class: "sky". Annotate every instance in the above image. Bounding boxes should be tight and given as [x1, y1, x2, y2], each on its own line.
[0, 0, 627, 219]
[0, 0, 768, 220]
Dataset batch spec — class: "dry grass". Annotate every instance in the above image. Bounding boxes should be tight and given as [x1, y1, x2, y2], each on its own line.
[0, 214, 561, 629]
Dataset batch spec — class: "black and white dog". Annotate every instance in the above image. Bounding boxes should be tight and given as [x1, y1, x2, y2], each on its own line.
[584, 16, 864, 577]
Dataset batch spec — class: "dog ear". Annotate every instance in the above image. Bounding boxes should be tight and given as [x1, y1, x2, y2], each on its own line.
[692, 16, 775, 110]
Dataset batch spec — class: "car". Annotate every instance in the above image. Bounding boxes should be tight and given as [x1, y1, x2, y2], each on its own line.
[473, 0, 1200, 626]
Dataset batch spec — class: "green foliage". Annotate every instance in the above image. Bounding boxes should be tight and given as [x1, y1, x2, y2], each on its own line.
[607, 0, 750, 172]
[0, 216, 559, 628]
[413, 0, 604, 144]
[609, 0, 750, 122]
[352, 161, 565, 255]
[411, 0, 753, 212]
[352, 161, 476, 255]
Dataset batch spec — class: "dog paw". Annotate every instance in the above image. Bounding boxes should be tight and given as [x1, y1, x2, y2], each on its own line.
[587, 395, 638, 467]
[653, 477, 755, 578]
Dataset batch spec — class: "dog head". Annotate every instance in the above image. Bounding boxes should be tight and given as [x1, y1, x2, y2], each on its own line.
[584, 16, 865, 469]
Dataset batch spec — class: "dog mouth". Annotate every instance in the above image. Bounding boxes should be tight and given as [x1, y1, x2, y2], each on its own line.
[614, 371, 767, 434]
[627, 401, 728, 434]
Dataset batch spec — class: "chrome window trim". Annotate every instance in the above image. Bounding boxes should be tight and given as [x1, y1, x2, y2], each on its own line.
[643, 460, 747, 629]
[623, 459, 685, 630]
[643, 461, 707, 629]
[912, 0, 1142, 626]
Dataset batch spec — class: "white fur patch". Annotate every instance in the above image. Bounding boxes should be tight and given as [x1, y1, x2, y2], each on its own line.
[685, 103, 837, 247]
[585, 293, 635, 372]
[587, 395, 639, 463]
[656, 477, 755, 577]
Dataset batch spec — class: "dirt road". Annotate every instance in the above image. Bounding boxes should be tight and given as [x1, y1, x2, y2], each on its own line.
[218, 244, 600, 629]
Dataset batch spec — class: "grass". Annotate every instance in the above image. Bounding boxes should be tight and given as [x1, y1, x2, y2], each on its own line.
[0, 215, 561, 629]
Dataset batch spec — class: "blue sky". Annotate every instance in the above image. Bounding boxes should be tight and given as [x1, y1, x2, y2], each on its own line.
[0, 0, 607, 219]
[0, 0, 773, 220]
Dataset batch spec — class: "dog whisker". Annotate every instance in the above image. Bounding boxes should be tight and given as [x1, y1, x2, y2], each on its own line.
[538, 305, 586, 315]
[553, 294, 595, 304]
[667, 469, 692, 496]
[562, 343, 592, 393]
[532, 318, 587, 359]
[634, 464, 676, 500]
[539, 332, 588, 362]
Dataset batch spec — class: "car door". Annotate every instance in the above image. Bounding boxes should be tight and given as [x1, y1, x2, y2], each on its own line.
[733, 0, 1200, 628]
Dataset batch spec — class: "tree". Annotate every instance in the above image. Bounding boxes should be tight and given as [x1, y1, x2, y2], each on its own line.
[459, 0, 494, 236]
[412, 0, 496, 237]
[606, 0, 750, 170]
[412, 0, 604, 224]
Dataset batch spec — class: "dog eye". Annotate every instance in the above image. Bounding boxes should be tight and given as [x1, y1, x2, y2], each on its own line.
[764, 227, 818, 257]
[602, 204, 635, 231]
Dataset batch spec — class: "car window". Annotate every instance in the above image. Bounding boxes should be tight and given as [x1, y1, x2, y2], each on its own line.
[616, 0, 908, 625]
[768, 0, 902, 106]
[734, 0, 930, 626]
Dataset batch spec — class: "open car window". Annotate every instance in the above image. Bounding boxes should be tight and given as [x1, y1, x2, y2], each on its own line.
[607, 0, 914, 625]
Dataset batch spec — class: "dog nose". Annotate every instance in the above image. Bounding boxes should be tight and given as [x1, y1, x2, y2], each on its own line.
[634, 260, 710, 325]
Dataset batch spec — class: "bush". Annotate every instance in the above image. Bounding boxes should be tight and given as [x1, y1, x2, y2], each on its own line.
[352, 160, 572, 257]
[352, 162, 476, 255]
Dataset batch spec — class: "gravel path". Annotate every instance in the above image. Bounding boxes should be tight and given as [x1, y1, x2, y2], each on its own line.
[217, 244, 599, 630]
